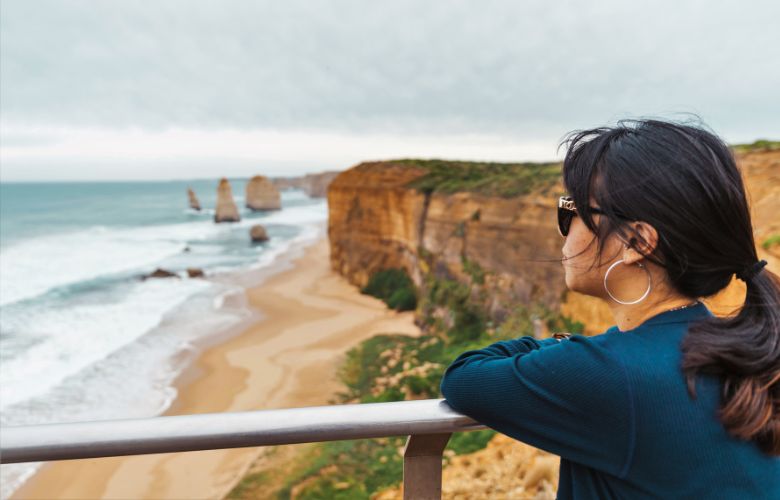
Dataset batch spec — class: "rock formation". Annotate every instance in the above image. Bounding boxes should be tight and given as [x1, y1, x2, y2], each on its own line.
[142, 268, 179, 280]
[187, 188, 201, 211]
[250, 224, 269, 242]
[272, 171, 340, 198]
[327, 160, 567, 324]
[374, 433, 559, 499]
[215, 178, 241, 223]
[246, 175, 281, 210]
[186, 268, 205, 278]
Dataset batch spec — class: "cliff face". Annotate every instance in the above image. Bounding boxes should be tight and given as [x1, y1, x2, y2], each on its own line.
[273, 171, 341, 198]
[246, 175, 281, 210]
[329, 151, 779, 332]
[328, 161, 566, 320]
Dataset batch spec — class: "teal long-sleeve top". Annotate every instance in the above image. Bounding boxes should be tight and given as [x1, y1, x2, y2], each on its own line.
[439, 302, 780, 499]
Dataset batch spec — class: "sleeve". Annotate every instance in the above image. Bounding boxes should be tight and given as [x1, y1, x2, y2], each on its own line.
[439, 334, 635, 478]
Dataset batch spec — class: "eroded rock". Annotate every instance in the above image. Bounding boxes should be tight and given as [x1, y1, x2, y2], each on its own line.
[187, 268, 205, 278]
[250, 224, 269, 242]
[142, 268, 179, 280]
[187, 188, 201, 211]
[215, 178, 241, 223]
[246, 175, 281, 211]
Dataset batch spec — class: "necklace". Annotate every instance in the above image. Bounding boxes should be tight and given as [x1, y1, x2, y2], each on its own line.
[663, 300, 701, 313]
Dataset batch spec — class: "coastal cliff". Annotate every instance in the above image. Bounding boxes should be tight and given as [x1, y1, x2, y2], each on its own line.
[274, 170, 341, 198]
[328, 150, 780, 334]
[328, 160, 566, 325]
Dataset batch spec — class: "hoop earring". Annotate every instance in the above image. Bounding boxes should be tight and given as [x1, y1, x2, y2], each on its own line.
[604, 259, 652, 305]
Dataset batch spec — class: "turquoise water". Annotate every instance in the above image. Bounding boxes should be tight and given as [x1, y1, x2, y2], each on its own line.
[0, 179, 328, 496]
[1, 179, 290, 246]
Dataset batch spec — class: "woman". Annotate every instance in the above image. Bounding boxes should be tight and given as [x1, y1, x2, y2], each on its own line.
[439, 118, 780, 499]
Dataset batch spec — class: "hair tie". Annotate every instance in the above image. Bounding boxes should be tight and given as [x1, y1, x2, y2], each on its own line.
[736, 259, 768, 282]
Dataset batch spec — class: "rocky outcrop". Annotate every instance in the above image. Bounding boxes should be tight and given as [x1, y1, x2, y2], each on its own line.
[246, 175, 281, 210]
[374, 433, 558, 499]
[187, 188, 201, 211]
[273, 171, 340, 198]
[250, 224, 269, 242]
[328, 161, 566, 323]
[186, 268, 205, 278]
[215, 178, 241, 223]
[142, 268, 179, 280]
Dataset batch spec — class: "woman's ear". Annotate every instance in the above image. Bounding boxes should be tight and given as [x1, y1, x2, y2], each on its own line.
[622, 221, 659, 265]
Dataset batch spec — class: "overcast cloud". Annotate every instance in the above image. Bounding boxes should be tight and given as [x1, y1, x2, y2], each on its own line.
[1, 0, 778, 180]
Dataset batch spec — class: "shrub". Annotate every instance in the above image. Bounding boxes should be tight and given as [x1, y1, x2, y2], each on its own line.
[361, 268, 418, 311]
[387, 287, 417, 311]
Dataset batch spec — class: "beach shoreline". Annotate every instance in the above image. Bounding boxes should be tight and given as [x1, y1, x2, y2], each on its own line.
[13, 234, 421, 499]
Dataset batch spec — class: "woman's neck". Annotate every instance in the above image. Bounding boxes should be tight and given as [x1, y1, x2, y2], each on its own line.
[608, 295, 699, 332]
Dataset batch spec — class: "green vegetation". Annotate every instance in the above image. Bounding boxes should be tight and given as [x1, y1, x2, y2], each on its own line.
[420, 276, 485, 345]
[390, 159, 562, 197]
[361, 268, 418, 311]
[276, 438, 404, 500]
[230, 262, 584, 498]
[239, 270, 585, 499]
[731, 139, 780, 153]
[461, 256, 486, 285]
[227, 470, 272, 499]
[762, 234, 780, 250]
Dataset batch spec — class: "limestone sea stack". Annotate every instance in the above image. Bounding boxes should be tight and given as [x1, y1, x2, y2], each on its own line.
[187, 187, 201, 211]
[250, 224, 269, 242]
[245, 175, 281, 211]
[214, 178, 241, 223]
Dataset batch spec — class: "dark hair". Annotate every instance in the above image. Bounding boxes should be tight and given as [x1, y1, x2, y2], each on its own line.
[558, 117, 780, 456]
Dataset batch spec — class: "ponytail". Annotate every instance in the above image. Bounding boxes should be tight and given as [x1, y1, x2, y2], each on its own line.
[681, 261, 780, 456]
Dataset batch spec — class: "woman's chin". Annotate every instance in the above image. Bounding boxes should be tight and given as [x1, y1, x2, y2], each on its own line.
[564, 275, 595, 298]
[564, 272, 577, 292]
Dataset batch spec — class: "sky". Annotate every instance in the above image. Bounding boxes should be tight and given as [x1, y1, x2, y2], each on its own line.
[1, 0, 778, 181]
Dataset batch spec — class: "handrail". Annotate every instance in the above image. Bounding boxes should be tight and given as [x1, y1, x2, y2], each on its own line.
[0, 398, 485, 463]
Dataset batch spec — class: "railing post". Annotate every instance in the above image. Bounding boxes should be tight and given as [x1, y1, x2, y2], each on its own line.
[402, 432, 452, 500]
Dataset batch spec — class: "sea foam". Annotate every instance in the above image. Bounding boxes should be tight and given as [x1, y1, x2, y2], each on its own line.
[0, 188, 328, 498]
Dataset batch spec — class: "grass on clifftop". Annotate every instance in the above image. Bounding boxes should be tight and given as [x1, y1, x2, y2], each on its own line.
[390, 159, 562, 197]
[731, 139, 780, 153]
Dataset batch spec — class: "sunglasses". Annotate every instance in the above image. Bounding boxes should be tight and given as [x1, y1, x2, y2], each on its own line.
[557, 196, 631, 237]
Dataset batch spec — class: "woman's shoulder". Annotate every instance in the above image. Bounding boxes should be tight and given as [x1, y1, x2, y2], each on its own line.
[544, 328, 634, 357]
[545, 327, 650, 365]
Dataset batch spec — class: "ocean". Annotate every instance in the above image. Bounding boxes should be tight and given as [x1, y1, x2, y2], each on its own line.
[0, 179, 328, 497]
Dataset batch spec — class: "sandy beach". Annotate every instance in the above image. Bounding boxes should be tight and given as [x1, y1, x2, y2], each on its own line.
[13, 236, 421, 499]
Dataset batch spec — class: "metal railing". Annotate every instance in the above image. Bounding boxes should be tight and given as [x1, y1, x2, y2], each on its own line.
[1, 398, 487, 500]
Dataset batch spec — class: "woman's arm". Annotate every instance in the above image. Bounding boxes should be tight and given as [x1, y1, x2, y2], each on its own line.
[439, 333, 635, 478]
[472, 335, 563, 357]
